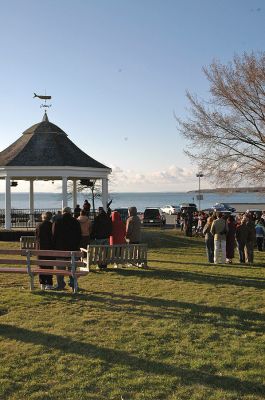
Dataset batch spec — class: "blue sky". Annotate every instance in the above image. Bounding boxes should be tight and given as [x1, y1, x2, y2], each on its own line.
[0, 0, 264, 192]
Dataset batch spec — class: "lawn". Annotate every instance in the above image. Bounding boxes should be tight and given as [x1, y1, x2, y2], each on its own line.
[0, 229, 264, 400]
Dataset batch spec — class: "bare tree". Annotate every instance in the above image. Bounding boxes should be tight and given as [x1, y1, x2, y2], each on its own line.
[177, 52, 265, 185]
[68, 179, 102, 214]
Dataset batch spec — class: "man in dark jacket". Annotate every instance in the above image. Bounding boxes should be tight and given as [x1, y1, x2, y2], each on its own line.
[52, 207, 81, 289]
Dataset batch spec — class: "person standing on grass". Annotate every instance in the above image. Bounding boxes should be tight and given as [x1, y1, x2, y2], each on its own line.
[203, 216, 214, 263]
[78, 209, 92, 248]
[255, 220, 265, 251]
[110, 210, 126, 268]
[125, 206, 141, 244]
[210, 212, 228, 264]
[35, 211, 54, 290]
[90, 207, 112, 269]
[226, 215, 236, 264]
[245, 214, 256, 264]
[52, 207, 81, 289]
[236, 216, 248, 264]
[110, 211, 126, 245]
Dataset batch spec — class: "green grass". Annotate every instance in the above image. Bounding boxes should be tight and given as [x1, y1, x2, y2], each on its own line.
[0, 229, 264, 400]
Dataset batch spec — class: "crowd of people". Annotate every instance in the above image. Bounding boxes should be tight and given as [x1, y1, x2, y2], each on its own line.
[35, 201, 141, 290]
[189, 210, 265, 265]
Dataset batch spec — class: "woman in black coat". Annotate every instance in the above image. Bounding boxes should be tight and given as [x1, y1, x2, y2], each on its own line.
[226, 215, 236, 263]
[35, 211, 53, 289]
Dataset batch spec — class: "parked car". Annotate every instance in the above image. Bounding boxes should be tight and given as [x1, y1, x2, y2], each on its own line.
[180, 203, 197, 213]
[161, 205, 180, 215]
[212, 203, 236, 212]
[142, 208, 166, 227]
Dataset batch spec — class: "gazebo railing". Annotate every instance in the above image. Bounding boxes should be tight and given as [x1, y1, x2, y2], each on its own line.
[0, 209, 60, 229]
[0, 208, 98, 229]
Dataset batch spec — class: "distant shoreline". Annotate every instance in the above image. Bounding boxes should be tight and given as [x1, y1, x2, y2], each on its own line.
[189, 187, 265, 194]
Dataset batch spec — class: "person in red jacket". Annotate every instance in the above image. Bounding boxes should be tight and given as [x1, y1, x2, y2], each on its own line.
[110, 211, 126, 245]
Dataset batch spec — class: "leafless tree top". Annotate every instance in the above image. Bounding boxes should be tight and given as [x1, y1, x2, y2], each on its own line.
[177, 52, 265, 186]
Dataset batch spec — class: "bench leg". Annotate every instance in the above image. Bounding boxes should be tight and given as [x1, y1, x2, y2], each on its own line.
[72, 276, 78, 293]
[29, 274, 34, 291]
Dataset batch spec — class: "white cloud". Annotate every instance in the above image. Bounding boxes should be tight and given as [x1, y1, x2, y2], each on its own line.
[109, 164, 207, 192]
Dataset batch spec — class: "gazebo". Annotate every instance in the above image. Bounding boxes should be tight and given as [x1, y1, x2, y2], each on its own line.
[0, 112, 111, 229]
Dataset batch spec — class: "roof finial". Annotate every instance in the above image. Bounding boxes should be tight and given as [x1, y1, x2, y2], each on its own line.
[42, 110, 49, 122]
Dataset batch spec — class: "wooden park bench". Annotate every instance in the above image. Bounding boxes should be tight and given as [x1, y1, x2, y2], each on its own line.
[20, 235, 36, 250]
[81, 243, 148, 271]
[0, 248, 88, 293]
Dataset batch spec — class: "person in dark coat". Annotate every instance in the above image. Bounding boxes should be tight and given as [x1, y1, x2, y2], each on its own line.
[83, 200, 91, 217]
[245, 214, 256, 264]
[226, 215, 236, 263]
[35, 211, 54, 290]
[203, 216, 214, 263]
[52, 207, 81, 289]
[90, 207, 112, 269]
[74, 204, 82, 218]
[236, 217, 248, 263]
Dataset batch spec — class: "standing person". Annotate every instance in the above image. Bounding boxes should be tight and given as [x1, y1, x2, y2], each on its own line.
[226, 215, 236, 264]
[78, 209, 92, 248]
[203, 216, 214, 263]
[35, 211, 54, 290]
[210, 212, 228, 264]
[245, 214, 256, 264]
[52, 210, 62, 223]
[90, 207, 112, 269]
[74, 204, 82, 218]
[110, 210, 126, 268]
[83, 200, 91, 217]
[236, 216, 248, 264]
[52, 207, 81, 289]
[110, 211, 126, 245]
[255, 220, 265, 251]
[125, 206, 141, 244]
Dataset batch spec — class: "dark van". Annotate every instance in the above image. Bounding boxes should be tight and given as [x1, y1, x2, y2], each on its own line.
[143, 208, 166, 227]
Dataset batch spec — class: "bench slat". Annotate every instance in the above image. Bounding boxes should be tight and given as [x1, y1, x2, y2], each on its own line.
[0, 268, 28, 274]
[21, 250, 83, 258]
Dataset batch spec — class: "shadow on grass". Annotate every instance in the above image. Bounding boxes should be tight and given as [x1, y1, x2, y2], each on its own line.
[85, 291, 265, 333]
[114, 268, 265, 289]
[150, 259, 265, 269]
[142, 231, 204, 249]
[0, 323, 264, 397]
[34, 290, 265, 333]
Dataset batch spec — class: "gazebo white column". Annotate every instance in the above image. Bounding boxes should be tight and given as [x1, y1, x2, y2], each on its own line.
[29, 179, 34, 213]
[5, 176, 11, 229]
[102, 178, 108, 211]
[62, 177, 68, 209]
[72, 179, 77, 209]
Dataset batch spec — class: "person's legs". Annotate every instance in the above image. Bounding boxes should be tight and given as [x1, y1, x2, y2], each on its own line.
[245, 241, 254, 263]
[206, 238, 214, 263]
[220, 240, 226, 263]
[237, 241, 245, 263]
[256, 237, 263, 251]
[55, 265, 66, 289]
[214, 239, 221, 264]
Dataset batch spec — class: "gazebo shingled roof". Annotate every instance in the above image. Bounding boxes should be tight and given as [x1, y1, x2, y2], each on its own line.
[0, 113, 108, 169]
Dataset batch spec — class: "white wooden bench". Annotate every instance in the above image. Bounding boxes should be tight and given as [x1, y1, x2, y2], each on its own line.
[81, 243, 148, 271]
[20, 236, 36, 249]
[0, 249, 88, 293]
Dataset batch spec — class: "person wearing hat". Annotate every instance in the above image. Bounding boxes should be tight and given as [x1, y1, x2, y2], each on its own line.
[52, 207, 81, 289]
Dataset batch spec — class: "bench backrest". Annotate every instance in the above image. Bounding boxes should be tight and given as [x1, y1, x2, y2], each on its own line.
[86, 244, 147, 265]
[20, 236, 36, 249]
